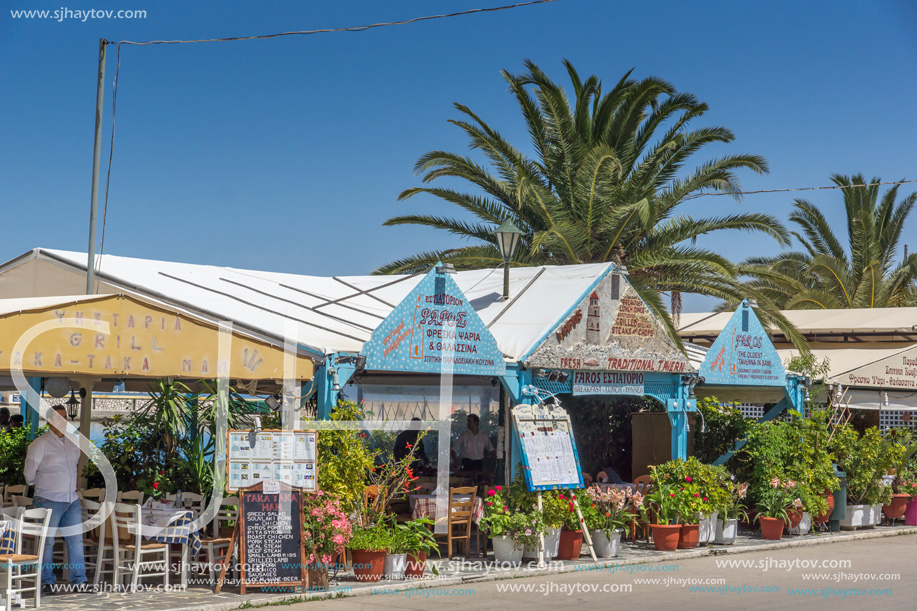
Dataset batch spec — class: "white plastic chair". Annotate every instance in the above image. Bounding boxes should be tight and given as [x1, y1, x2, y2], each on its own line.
[0, 507, 51, 610]
[111, 503, 168, 593]
[80, 489, 106, 503]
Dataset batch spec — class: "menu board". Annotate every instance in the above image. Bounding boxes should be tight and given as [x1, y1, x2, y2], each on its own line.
[513, 403, 584, 491]
[237, 482, 306, 593]
[227, 430, 317, 492]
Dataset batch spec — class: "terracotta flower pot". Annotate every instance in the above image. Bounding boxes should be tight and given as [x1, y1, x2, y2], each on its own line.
[759, 517, 784, 540]
[404, 551, 427, 579]
[349, 549, 386, 582]
[678, 523, 700, 549]
[650, 524, 681, 551]
[814, 492, 835, 523]
[556, 529, 583, 560]
[883, 494, 912, 521]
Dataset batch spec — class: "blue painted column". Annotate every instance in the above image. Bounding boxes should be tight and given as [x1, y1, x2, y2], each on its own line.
[667, 375, 695, 460]
[500, 366, 532, 481]
[21, 377, 41, 440]
[316, 354, 358, 420]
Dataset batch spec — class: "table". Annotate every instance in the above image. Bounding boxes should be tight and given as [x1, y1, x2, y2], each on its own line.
[410, 494, 485, 524]
[142, 508, 202, 588]
[597, 483, 637, 493]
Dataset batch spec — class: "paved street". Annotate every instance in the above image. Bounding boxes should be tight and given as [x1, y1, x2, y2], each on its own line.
[287, 534, 917, 611]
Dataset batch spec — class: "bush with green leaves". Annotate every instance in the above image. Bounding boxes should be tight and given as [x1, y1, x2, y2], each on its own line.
[693, 396, 753, 464]
[315, 400, 376, 517]
[650, 458, 729, 519]
[0, 428, 33, 486]
[831, 424, 905, 506]
[737, 410, 837, 517]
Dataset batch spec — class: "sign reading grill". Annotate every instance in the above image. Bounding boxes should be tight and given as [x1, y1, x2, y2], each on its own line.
[572, 371, 644, 396]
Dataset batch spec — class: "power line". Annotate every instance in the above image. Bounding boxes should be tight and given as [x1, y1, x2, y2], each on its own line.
[115, 0, 562, 46]
[95, 0, 563, 278]
[683, 179, 917, 201]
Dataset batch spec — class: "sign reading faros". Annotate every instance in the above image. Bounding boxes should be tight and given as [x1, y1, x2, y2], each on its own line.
[572, 371, 644, 396]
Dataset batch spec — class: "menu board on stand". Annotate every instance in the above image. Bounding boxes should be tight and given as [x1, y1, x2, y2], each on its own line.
[512, 402, 595, 563]
[226, 429, 317, 492]
[215, 481, 307, 594]
[512, 403, 584, 491]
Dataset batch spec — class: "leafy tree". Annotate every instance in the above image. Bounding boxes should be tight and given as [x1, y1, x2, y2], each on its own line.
[737, 174, 917, 309]
[378, 60, 795, 344]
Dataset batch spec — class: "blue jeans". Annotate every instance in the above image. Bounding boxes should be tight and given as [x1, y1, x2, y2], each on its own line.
[33, 497, 87, 585]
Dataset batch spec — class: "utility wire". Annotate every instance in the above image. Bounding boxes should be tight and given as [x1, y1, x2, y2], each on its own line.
[683, 179, 917, 201]
[115, 0, 561, 45]
[95, 0, 563, 281]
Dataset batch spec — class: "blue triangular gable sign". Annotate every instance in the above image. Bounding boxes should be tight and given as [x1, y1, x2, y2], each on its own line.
[699, 301, 785, 386]
[362, 267, 506, 376]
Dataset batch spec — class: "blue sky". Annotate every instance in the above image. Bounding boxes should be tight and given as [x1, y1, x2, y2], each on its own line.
[2, 0, 916, 312]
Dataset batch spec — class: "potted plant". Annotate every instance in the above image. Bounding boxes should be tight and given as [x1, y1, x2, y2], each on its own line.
[584, 485, 637, 558]
[394, 518, 439, 579]
[348, 523, 391, 582]
[715, 480, 748, 545]
[650, 458, 727, 545]
[301, 490, 352, 588]
[754, 477, 795, 540]
[642, 478, 681, 551]
[507, 471, 561, 559]
[556, 491, 586, 559]
[479, 486, 541, 564]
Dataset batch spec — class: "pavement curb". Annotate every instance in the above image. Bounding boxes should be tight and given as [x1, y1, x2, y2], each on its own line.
[176, 526, 917, 610]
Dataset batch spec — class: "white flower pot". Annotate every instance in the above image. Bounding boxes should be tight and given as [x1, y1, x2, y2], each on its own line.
[492, 536, 523, 564]
[841, 505, 879, 528]
[591, 530, 621, 558]
[698, 512, 718, 543]
[523, 526, 560, 559]
[714, 518, 737, 545]
[789, 512, 812, 535]
[384, 553, 407, 579]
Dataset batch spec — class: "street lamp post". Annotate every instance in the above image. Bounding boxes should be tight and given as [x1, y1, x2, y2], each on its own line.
[492, 219, 523, 300]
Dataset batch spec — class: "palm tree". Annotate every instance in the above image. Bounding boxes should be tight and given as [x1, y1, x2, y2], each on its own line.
[377, 60, 794, 345]
[738, 175, 917, 309]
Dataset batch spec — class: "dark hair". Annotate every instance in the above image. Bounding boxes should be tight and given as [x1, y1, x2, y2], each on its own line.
[467, 414, 479, 424]
[10, 414, 23, 426]
[0, 407, 9, 417]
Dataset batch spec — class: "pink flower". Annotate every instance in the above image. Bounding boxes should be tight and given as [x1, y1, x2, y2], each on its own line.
[322, 554, 332, 564]
[670, 493, 676, 498]
[685, 476, 692, 482]
[487, 490, 496, 497]
[770, 477, 780, 489]
[525, 529, 532, 536]
[496, 485, 502, 491]
[332, 534, 344, 545]
[487, 501, 493, 506]
[703, 497, 708, 502]
[694, 493, 700, 498]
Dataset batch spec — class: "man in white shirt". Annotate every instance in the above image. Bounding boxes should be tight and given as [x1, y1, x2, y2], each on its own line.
[24, 405, 88, 592]
[451, 414, 495, 475]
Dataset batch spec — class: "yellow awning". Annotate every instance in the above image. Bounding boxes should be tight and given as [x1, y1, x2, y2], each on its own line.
[0, 294, 313, 381]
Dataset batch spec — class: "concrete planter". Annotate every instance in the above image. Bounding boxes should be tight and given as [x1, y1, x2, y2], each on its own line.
[523, 526, 560, 559]
[591, 530, 621, 558]
[840, 504, 881, 529]
[714, 518, 737, 545]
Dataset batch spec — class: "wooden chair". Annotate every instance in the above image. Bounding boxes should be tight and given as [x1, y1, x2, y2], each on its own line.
[195, 497, 238, 586]
[2, 486, 27, 506]
[11, 497, 32, 509]
[111, 503, 169, 592]
[0, 507, 51, 610]
[80, 488, 106, 503]
[433, 486, 477, 559]
[630, 475, 653, 543]
[116, 490, 144, 504]
[80, 498, 111, 585]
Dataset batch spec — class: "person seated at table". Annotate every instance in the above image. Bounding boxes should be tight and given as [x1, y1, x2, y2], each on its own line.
[451, 414, 495, 474]
[24, 405, 90, 594]
[0, 407, 10, 432]
[9, 414, 23, 429]
[393, 418, 428, 470]
[599, 466, 627, 485]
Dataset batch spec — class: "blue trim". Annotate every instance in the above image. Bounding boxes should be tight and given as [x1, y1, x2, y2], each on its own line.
[518, 263, 614, 363]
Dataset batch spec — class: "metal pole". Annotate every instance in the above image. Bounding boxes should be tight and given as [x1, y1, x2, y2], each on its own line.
[86, 39, 107, 295]
[502, 259, 510, 300]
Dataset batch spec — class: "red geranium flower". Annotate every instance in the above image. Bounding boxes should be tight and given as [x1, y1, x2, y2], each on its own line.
[487, 490, 496, 497]
[703, 497, 708, 502]
[685, 476, 692, 482]
[693, 493, 700, 497]
[670, 493, 675, 497]
[495, 485, 502, 491]
[152, 482, 159, 490]
[487, 501, 493, 506]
